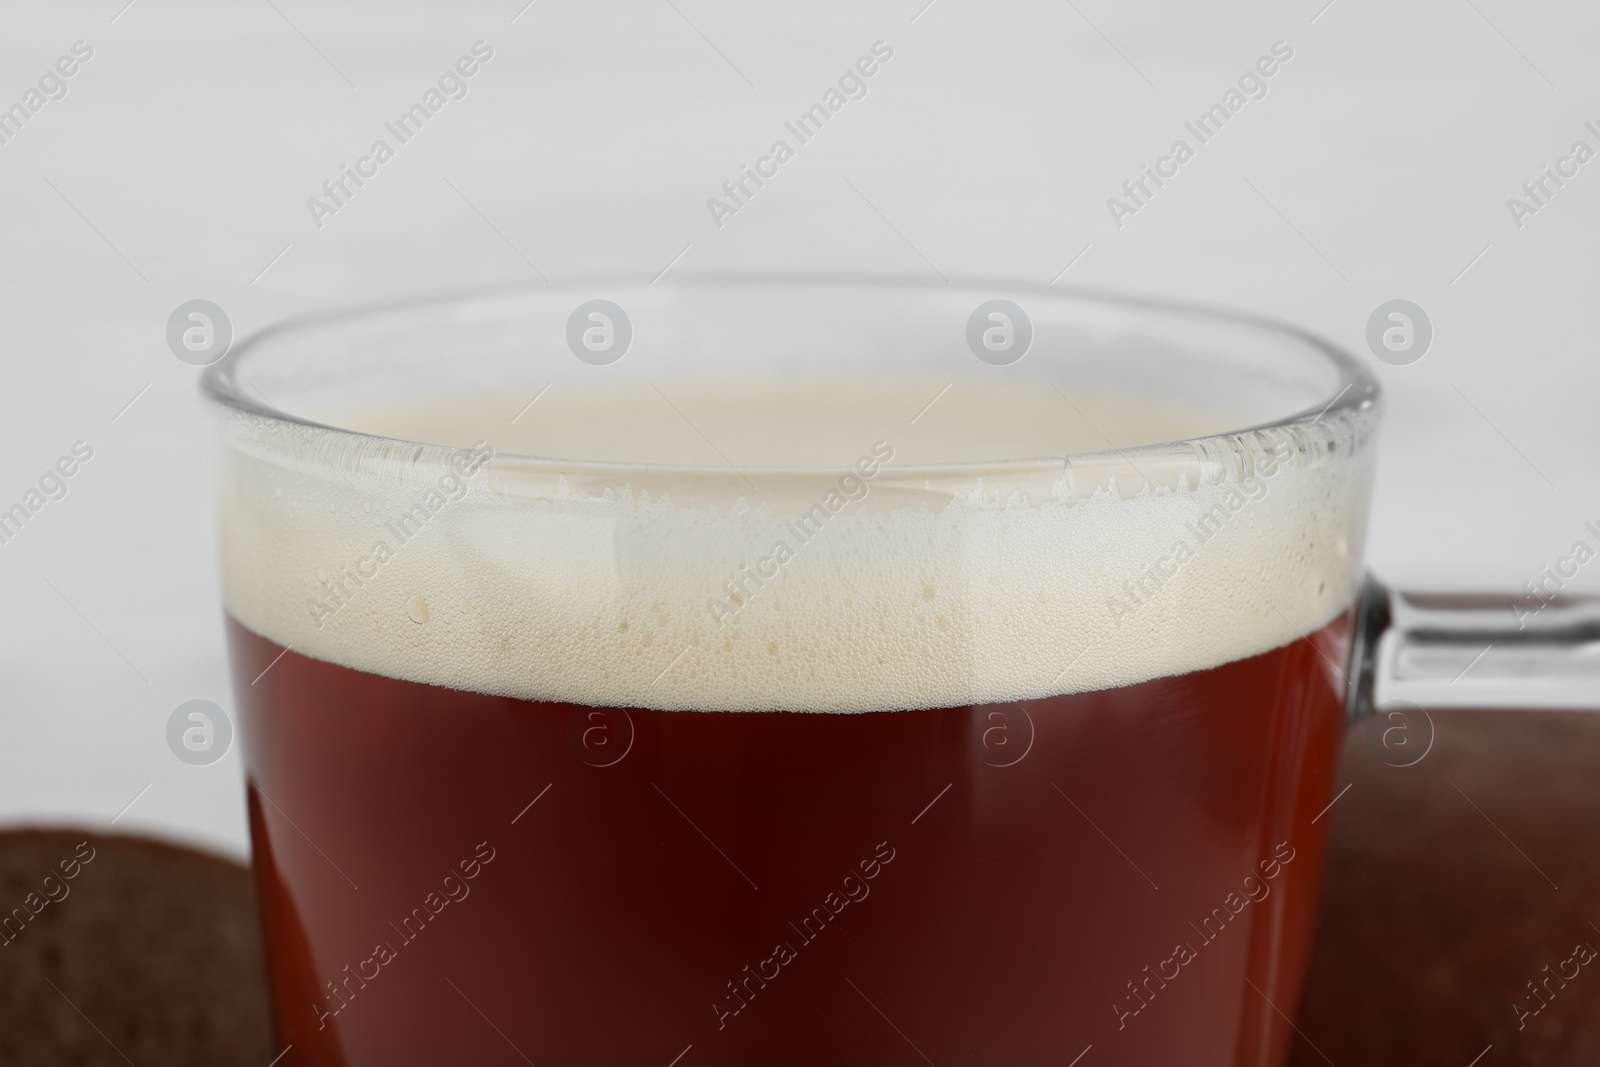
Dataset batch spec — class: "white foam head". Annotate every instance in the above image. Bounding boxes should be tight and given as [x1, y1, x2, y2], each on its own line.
[216, 380, 1376, 711]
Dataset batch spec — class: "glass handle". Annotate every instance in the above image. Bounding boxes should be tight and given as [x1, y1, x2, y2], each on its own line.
[1347, 576, 1600, 722]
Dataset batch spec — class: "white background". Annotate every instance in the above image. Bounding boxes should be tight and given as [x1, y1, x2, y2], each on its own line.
[0, 0, 1595, 859]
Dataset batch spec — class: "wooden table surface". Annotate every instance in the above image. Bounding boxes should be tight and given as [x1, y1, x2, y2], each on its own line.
[1289, 708, 1600, 1067]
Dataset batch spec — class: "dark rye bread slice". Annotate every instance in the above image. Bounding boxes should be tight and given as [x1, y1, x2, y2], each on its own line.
[0, 829, 274, 1066]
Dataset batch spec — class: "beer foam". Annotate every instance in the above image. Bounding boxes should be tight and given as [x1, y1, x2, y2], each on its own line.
[217, 383, 1376, 712]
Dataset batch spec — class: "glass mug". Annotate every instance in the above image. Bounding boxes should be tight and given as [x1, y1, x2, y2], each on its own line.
[203, 279, 1571, 1066]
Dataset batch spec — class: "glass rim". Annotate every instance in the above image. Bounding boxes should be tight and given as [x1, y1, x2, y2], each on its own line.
[199, 272, 1381, 475]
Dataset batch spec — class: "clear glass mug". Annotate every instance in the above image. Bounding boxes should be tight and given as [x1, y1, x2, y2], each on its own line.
[203, 278, 1585, 1067]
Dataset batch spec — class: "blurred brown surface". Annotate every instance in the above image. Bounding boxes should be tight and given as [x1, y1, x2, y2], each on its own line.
[1290, 708, 1600, 1067]
[3, 711, 1596, 1066]
[0, 829, 274, 1067]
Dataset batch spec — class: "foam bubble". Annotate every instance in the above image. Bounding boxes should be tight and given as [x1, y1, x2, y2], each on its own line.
[217, 385, 1375, 712]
